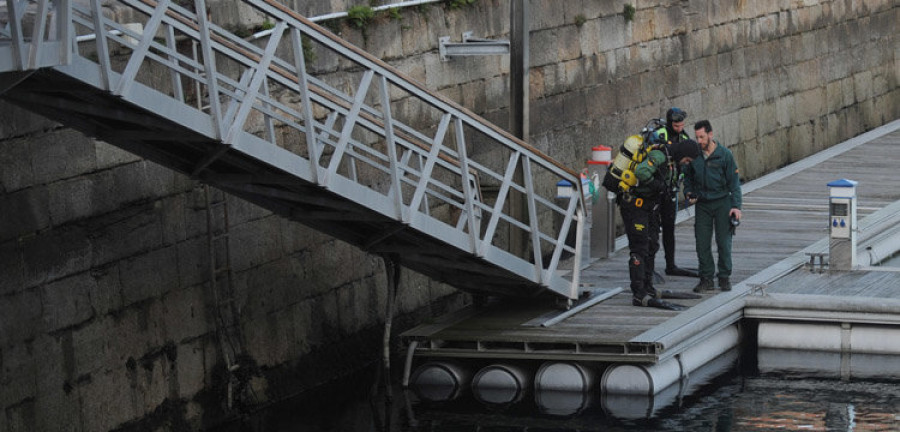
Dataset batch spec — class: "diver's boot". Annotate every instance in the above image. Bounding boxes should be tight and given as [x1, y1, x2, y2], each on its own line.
[657, 289, 702, 300]
[645, 297, 688, 311]
[665, 266, 699, 277]
[718, 277, 732, 292]
[692, 277, 715, 293]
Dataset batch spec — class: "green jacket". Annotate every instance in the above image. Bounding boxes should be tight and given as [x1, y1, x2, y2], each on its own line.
[632, 149, 667, 197]
[683, 141, 742, 209]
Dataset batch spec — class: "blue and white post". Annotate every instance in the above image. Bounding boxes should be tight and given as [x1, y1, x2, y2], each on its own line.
[827, 179, 858, 270]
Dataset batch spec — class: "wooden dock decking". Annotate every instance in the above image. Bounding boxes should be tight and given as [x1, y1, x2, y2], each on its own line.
[402, 121, 900, 365]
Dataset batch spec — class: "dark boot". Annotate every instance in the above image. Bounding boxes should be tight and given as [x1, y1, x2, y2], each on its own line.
[692, 277, 715, 293]
[629, 253, 652, 300]
[718, 277, 732, 291]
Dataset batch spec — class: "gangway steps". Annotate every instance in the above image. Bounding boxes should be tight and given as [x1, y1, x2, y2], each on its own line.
[0, 0, 586, 301]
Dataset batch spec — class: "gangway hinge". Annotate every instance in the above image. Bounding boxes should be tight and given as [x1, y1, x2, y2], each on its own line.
[439, 31, 510, 61]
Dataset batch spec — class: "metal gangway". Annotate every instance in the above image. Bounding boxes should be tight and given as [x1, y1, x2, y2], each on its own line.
[0, 0, 586, 302]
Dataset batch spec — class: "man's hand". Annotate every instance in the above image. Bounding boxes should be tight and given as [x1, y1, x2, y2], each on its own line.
[729, 208, 742, 221]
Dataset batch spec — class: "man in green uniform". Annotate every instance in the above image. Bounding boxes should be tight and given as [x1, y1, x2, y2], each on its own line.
[682, 120, 743, 293]
[652, 107, 699, 278]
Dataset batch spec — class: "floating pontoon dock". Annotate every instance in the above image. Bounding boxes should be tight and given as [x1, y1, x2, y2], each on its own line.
[402, 121, 900, 397]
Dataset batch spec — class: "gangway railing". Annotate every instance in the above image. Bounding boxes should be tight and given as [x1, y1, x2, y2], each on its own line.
[0, 0, 586, 301]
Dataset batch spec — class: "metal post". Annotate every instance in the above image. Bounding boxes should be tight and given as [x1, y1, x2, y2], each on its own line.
[509, 0, 529, 258]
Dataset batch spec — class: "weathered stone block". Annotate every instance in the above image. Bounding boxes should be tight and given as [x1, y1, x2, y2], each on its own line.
[738, 106, 758, 143]
[712, 111, 740, 149]
[532, 0, 566, 29]
[483, 75, 510, 111]
[1, 397, 36, 432]
[47, 177, 96, 226]
[33, 382, 82, 432]
[0, 289, 41, 347]
[227, 216, 284, 272]
[30, 130, 95, 186]
[593, 15, 626, 55]
[631, 9, 655, 43]
[42, 273, 95, 332]
[795, 87, 827, 122]
[766, 128, 791, 171]
[22, 225, 91, 288]
[737, 137, 761, 180]
[366, 19, 404, 61]
[88, 204, 164, 267]
[175, 236, 208, 289]
[174, 338, 207, 398]
[638, 70, 666, 106]
[78, 368, 138, 431]
[788, 121, 814, 162]
[584, 83, 618, 119]
[756, 103, 778, 137]
[853, 70, 874, 102]
[676, 58, 707, 96]
[160, 287, 208, 345]
[746, 73, 767, 105]
[0, 187, 50, 243]
[0, 240, 22, 297]
[0, 137, 34, 194]
[557, 25, 582, 63]
[0, 101, 58, 138]
[95, 140, 142, 171]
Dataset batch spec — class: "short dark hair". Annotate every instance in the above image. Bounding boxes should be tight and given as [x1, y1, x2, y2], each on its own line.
[694, 120, 712, 133]
[672, 139, 701, 162]
[667, 107, 687, 124]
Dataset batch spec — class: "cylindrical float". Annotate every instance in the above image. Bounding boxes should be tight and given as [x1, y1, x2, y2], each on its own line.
[471, 363, 531, 405]
[758, 321, 900, 379]
[534, 362, 595, 416]
[409, 361, 471, 402]
[602, 325, 739, 395]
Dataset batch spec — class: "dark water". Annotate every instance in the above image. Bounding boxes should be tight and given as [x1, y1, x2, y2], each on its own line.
[216, 360, 900, 431]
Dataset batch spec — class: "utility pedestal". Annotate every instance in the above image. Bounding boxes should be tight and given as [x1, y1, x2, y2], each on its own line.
[828, 179, 858, 270]
[587, 147, 615, 259]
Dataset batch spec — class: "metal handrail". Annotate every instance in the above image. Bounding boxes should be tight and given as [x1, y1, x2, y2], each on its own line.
[1, 0, 586, 299]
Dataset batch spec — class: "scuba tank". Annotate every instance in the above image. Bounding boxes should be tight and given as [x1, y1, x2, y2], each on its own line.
[602, 118, 667, 195]
[608, 134, 645, 192]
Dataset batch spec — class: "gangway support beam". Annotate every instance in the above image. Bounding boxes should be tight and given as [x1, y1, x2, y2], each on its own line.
[439, 31, 510, 61]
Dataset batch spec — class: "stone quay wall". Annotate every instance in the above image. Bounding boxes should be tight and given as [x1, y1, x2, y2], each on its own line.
[1, 0, 896, 430]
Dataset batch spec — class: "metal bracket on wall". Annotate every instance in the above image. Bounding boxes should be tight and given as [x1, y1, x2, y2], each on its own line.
[439, 31, 510, 61]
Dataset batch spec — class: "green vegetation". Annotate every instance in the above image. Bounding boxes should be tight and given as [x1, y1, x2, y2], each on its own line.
[302, 35, 315, 70]
[448, 0, 476, 10]
[574, 13, 586, 27]
[623, 4, 636, 22]
[347, 5, 375, 29]
[385, 7, 402, 21]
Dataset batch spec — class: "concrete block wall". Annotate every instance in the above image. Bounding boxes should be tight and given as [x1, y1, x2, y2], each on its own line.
[0, 0, 897, 430]
[0, 97, 465, 430]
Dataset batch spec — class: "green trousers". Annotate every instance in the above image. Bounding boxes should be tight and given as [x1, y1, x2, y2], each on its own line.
[694, 197, 733, 279]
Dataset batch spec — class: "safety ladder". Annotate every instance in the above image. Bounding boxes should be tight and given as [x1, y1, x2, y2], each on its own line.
[204, 185, 256, 409]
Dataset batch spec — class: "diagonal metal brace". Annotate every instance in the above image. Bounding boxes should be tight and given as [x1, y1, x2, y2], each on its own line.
[439, 31, 510, 61]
